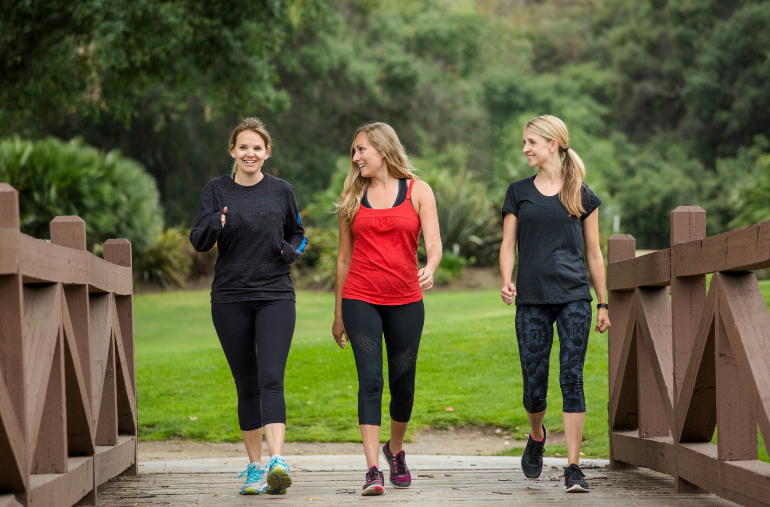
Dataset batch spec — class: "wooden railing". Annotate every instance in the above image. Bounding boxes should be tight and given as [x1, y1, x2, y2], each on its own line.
[0, 184, 137, 507]
[608, 206, 770, 506]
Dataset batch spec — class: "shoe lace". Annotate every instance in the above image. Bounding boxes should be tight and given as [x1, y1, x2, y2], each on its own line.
[393, 452, 407, 475]
[526, 441, 545, 466]
[366, 467, 380, 482]
[566, 465, 585, 482]
[239, 465, 263, 483]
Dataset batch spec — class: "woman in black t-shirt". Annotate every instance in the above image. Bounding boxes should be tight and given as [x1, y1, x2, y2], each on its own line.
[499, 115, 611, 493]
[190, 118, 307, 496]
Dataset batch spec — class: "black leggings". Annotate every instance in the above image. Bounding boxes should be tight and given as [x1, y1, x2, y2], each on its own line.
[514, 301, 591, 414]
[341, 299, 425, 426]
[211, 299, 295, 431]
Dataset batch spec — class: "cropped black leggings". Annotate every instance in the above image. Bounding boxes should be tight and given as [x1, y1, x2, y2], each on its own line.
[341, 299, 425, 426]
[514, 301, 592, 414]
[211, 299, 295, 431]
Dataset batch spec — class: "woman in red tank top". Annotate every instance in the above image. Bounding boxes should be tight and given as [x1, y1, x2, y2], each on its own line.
[332, 122, 442, 496]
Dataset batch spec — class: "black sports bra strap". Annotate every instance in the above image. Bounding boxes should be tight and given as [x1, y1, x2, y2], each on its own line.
[362, 178, 407, 209]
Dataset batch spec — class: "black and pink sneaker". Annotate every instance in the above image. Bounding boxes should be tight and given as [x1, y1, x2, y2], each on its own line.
[382, 440, 412, 488]
[362, 466, 386, 496]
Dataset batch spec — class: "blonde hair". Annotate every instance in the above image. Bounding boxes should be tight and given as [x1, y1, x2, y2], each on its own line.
[524, 115, 586, 217]
[335, 122, 420, 225]
[228, 117, 272, 173]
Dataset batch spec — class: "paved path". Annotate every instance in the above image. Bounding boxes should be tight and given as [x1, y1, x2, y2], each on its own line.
[97, 456, 739, 506]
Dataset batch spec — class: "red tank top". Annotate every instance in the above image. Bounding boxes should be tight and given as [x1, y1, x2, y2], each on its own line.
[342, 179, 423, 305]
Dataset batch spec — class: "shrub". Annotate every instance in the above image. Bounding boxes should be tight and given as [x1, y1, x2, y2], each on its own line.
[133, 227, 193, 288]
[420, 164, 502, 266]
[0, 136, 163, 252]
[433, 250, 468, 286]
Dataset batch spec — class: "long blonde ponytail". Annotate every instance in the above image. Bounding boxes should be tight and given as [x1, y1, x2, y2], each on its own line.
[524, 115, 586, 217]
[335, 122, 420, 226]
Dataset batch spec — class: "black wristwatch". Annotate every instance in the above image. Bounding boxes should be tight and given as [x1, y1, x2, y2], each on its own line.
[597, 303, 609, 310]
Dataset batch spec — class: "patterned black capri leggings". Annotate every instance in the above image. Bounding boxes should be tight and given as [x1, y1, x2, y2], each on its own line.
[515, 301, 592, 414]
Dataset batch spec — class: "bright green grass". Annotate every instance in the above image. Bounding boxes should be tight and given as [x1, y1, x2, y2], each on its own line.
[135, 280, 770, 459]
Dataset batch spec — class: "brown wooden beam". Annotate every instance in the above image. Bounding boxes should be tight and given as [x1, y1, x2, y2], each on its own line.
[718, 272, 770, 459]
[672, 220, 770, 277]
[610, 431, 677, 476]
[16, 234, 132, 296]
[608, 249, 670, 291]
[32, 332, 67, 475]
[26, 456, 93, 507]
[62, 303, 95, 455]
[94, 436, 135, 486]
[636, 287, 675, 436]
[610, 292, 640, 431]
[675, 278, 717, 443]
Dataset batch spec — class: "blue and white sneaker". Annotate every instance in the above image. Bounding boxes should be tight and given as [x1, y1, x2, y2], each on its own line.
[266, 455, 292, 495]
[238, 462, 266, 494]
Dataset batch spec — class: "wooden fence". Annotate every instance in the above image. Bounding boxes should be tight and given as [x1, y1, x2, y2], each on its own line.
[608, 206, 770, 506]
[0, 184, 137, 507]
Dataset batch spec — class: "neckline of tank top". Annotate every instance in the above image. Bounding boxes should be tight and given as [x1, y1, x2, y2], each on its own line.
[362, 178, 408, 209]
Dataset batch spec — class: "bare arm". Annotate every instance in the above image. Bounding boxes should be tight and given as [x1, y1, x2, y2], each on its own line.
[499, 212, 518, 305]
[412, 181, 442, 289]
[582, 209, 611, 333]
[332, 215, 354, 349]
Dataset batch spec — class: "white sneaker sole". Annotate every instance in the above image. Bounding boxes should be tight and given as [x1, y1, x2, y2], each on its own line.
[565, 484, 590, 493]
[362, 484, 386, 496]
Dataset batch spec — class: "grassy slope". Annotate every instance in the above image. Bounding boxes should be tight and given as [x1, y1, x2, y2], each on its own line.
[135, 280, 770, 459]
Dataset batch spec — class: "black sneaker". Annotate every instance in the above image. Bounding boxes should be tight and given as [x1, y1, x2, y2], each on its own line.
[521, 426, 546, 478]
[564, 463, 590, 492]
[362, 466, 386, 496]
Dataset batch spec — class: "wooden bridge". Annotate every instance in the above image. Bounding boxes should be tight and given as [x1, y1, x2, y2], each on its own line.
[0, 183, 768, 506]
[0, 184, 137, 506]
[607, 207, 770, 506]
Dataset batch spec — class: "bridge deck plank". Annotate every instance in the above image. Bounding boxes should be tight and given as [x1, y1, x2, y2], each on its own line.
[96, 467, 739, 506]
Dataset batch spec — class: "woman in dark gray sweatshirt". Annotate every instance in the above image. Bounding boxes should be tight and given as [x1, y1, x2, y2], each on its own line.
[189, 118, 306, 496]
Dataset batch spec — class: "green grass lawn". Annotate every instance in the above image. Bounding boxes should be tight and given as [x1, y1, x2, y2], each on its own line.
[135, 280, 770, 460]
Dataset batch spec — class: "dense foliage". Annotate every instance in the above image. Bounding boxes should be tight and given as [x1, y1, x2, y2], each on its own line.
[3, 0, 769, 255]
[0, 136, 162, 252]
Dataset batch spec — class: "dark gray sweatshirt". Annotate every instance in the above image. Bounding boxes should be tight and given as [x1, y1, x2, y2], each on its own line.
[189, 173, 307, 303]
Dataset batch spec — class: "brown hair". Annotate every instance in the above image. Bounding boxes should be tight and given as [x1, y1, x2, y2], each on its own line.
[335, 122, 420, 226]
[228, 117, 272, 173]
[524, 115, 586, 217]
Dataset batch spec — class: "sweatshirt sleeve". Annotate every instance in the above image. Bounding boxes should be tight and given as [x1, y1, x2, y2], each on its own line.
[189, 183, 224, 252]
[281, 186, 308, 265]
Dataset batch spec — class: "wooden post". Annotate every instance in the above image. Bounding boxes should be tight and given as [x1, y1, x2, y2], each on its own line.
[670, 207, 707, 402]
[670, 206, 708, 494]
[0, 183, 27, 495]
[103, 239, 136, 476]
[607, 234, 637, 470]
[50, 217, 93, 454]
[716, 273, 758, 461]
[637, 320, 670, 438]
[32, 332, 67, 474]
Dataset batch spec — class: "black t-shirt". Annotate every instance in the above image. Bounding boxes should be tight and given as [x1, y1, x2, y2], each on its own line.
[501, 175, 601, 306]
[189, 173, 307, 304]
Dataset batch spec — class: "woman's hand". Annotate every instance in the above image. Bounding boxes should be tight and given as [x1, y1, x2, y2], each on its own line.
[501, 281, 517, 305]
[220, 207, 228, 228]
[418, 267, 434, 290]
[596, 308, 611, 333]
[332, 316, 349, 349]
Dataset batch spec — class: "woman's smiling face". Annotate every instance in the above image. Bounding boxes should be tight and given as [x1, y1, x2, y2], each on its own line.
[351, 131, 386, 178]
[522, 128, 555, 167]
[230, 130, 270, 174]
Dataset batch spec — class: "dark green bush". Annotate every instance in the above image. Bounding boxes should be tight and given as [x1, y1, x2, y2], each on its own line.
[434, 251, 468, 286]
[0, 136, 163, 252]
[133, 227, 193, 288]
